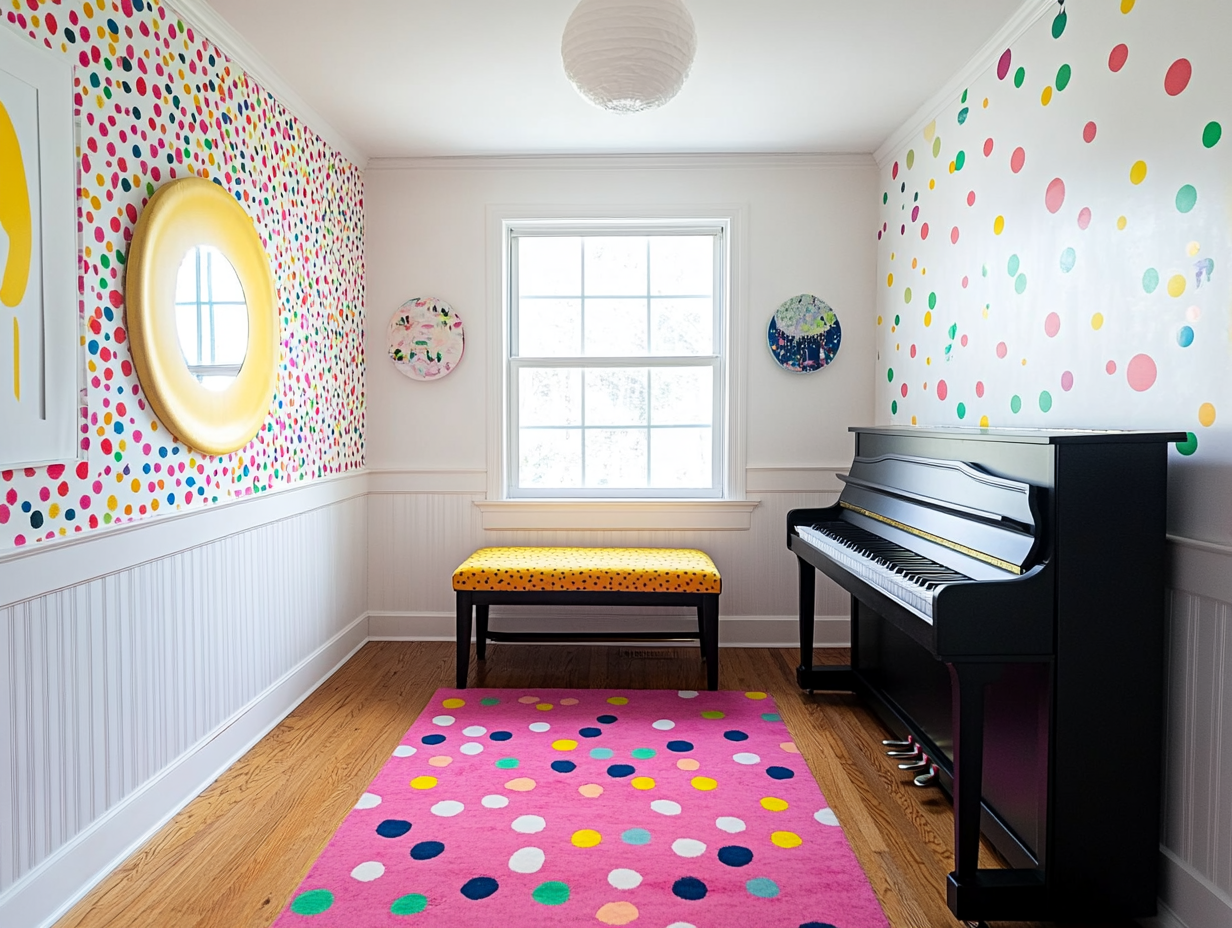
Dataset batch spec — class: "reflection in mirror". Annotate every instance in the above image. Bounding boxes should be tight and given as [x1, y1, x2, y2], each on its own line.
[174, 245, 248, 391]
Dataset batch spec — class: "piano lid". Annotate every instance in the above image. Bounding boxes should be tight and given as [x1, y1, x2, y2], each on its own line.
[849, 425, 1188, 445]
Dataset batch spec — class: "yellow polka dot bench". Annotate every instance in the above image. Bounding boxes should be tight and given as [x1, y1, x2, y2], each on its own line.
[452, 546, 722, 690]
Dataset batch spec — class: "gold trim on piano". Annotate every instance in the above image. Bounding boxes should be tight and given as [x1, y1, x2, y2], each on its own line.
[839, 501, 1024, 575]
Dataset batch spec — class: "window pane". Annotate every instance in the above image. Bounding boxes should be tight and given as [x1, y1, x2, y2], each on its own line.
[518, 299, 581, 357]
[585, 429, 648, 488]
[204, 246, 245, 302]
[585, 368, 647, 426]
[584, 299, 648, 356]
[649, 236, 712, 296]
[175, 303, 199, 364]
[520, 368, 581, 426]
[651, 368, 713, 425]
[175, 251, 198, 303]
[584, 237, 647, 296]
[212, 303, 249, 366]
[518, 237, 581, 296]
[520, 428, 582, 488]
[650, 427, 712, 488]
[651, 298, 712, 356]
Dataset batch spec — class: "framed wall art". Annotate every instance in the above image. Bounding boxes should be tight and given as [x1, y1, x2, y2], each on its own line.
[767, 293, 842, 373]
[0, 28, 78, 467]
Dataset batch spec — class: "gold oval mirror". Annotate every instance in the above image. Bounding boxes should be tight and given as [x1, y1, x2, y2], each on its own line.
[127, 177, 277, 454]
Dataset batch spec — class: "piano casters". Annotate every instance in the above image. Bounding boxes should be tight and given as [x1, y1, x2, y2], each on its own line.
[883, 737, 940, 786]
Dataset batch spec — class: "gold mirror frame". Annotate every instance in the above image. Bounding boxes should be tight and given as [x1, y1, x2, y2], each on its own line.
[127, 177, 278, 455]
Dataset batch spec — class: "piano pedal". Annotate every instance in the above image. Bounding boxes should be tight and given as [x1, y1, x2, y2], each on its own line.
[881, 736, 914, 748]
[912, 764, 939, 788]
[898, 755, 930, 771]
[886, 744, 922, 758]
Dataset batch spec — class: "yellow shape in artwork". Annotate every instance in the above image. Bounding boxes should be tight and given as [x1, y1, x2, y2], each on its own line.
[1199, 403, 1216, 427]
[1167, 275, 1187, 298]
[0, 98, 32, 310]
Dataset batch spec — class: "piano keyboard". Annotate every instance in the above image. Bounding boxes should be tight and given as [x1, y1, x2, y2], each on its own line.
[795, 521, 973, 623]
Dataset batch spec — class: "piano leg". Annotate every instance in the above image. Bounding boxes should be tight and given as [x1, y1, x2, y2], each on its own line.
[798, 556, 815, 675]
[795, 556, 856, 692]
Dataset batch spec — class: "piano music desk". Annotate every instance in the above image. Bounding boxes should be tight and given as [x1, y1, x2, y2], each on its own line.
[451, 546, 722, 689]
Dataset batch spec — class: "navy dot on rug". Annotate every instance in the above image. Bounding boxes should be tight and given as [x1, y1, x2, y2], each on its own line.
[376, 819, 411, 838]
[766, 765, 796, 780]
[596, 714, 618, 724]
[551, 760, 577, 773]
[717, 845, 754, 867]
[607, 764, 635, 778]
[488, 730, 513, 741]
[723, 730, 749, 741]
[460, 876, 499, 900]
[672, 876, 708, 900]
[579, 727, 602, 738]
[410, 840, 444, 860]
[421, 733, 446, 745]
[666, 740, 694, 752]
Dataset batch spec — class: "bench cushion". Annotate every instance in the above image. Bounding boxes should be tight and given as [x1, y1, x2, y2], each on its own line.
[452, 546, 721, 594]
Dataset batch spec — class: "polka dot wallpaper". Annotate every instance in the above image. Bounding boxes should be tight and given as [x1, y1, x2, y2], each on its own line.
[875, 0, 1231, 538]
[0, 0, 365, 551]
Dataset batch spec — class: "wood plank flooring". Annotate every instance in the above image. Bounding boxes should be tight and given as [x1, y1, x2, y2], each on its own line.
[55, 642, 1138, 928]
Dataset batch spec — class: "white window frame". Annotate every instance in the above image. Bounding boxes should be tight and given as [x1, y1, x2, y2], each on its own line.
[482, 205, 752, 531]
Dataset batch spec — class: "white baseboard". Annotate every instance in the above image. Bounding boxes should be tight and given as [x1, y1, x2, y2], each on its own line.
[0, 612, 370, 928]
[367, 611, 851, 649]
[1152, 847, 1232, 928]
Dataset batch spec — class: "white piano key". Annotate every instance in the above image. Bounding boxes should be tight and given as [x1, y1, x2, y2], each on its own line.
[796, 525, 937, 623]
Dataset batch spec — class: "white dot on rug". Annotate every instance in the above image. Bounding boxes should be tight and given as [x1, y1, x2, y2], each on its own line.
[716, 816, 746, 833]
[732, 752, 760, 765]
[677, 690, 698, 699]
[432, 715, 456, 726]
[392, 746, 416, 757]
[508, 846, 546, 874]
[652, 719, 676, 730]
[460, 741, 484, 755]
[666, 923, 698, 928]
[513, 814, 547, 833]
[815, 808, 840, 826]
[529, 722, 551, 733]
[482, 794, 509, 809]
[608, 868, 642, 889]
[651, 800, 682, 816]
[463, 725, 487, 737]
[354, 792, 381, 809]
[431, 800, 465, 817]
[350, 861, 385, 882]
[672, 838, 707, 858]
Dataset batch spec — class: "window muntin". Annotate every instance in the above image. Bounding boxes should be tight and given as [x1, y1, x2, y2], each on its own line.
[508, 226, 724, 498]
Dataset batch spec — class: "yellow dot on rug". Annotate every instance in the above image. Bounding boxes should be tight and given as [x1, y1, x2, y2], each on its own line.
[691, 776, 718, 791]
[427, 756, 453, 767]
[596, 901, 639, 926]
[579, 784, 604, 798]
[572, 829, 603, 848]
[744, 691, 767, 700]
[701, 710, 725, 720]
[536, 703, 553, 711]
[607, 696, 629, 705]
[761, 797, 789, 812]
[631, 777, 655, 790]
[410, 776, 437, 790]
[771, 831, 803, 848]
[779, 741, 800, 754]
[505, 777, 536, 792]
[552, 739, 578, 751]
[677, 758, 700, 771]
[441, 698, 465, 709]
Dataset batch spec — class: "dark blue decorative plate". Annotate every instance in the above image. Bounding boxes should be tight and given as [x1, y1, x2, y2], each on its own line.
[767, 294, 841, 373]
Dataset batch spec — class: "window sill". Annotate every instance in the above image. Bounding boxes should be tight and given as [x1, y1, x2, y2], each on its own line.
[474, 499, 760, 531]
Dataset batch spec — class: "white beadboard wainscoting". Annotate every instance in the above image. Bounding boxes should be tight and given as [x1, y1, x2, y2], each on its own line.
[0, 474, 369, 928]
[365, 467, 853, 647]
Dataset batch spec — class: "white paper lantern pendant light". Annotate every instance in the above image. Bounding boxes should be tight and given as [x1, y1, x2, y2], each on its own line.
[562, 0, 697, 113]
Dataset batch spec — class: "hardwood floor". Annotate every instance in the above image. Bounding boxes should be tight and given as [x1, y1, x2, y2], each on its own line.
[56, 642, 1137, 928]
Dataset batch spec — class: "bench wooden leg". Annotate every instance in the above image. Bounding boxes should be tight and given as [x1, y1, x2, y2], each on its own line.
[696, 605, 707, 661]
[476, 604, 489, 660]
[702, 594, 719, 690]
[455, 591, 473, 688]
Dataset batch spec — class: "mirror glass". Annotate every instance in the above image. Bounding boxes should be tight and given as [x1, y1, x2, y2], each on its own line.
[174, 245, 249, 391]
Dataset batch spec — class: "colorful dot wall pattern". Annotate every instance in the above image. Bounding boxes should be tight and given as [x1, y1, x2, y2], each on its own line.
[272, 689, 889, 928]
[875, 0, 1228, 454]
[0, 0, 365, 550]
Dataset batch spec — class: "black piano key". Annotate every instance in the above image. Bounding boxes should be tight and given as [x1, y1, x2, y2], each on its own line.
[806, 521, 972, 586]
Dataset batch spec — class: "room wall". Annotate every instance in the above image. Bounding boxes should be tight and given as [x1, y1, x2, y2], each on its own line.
[874, 2, 1232, 926]
[0, 3, 367, 927]
[363, 156, 877, 634]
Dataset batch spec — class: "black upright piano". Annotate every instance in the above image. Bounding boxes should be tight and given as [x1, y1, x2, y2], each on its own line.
[788, 426, 1182, 922]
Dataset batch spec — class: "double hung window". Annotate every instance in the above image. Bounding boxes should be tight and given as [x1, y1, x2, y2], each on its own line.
[507, 223, 726, 498]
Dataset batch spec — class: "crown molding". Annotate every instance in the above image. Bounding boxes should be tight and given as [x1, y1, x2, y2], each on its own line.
[365, 152, 877, 173]
[873, 0, 1057, 167]
[166, 0, 368, 170]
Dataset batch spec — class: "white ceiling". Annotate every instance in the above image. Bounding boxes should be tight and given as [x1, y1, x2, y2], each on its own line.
[201, 0, 1025, 162]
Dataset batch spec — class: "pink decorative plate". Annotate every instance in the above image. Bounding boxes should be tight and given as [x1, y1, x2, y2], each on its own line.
[388, 298, 464, 381]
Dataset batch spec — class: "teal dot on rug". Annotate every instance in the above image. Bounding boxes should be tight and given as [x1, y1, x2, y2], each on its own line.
[532, 880, 571, 905]
[761, 713, 782, 722]
[390, 893, 428, 915]
[622, 828, 652, 845]
[495, 757, 519, 769]
[747, 877, 780, 898]
[590, 747, 614, 760]
[631, 748, 656, 759]
[290, 889, 334, 915]
[480, 697, 500, 706]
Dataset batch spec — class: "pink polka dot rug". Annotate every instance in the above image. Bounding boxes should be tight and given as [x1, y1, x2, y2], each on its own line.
[272, 688, 889, 928]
